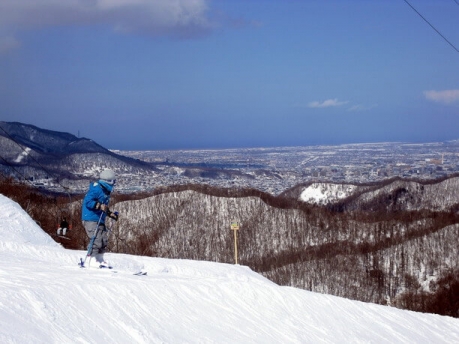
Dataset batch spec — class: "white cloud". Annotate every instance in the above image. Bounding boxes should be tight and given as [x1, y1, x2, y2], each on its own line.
[308, 98, 348, 108]
[424, 89, 459, 104]
[0, 0, 215, 43]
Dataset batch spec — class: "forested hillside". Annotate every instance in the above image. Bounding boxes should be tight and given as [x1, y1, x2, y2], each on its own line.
[110, 185, 459, 313]
[2, 177, 459, 317]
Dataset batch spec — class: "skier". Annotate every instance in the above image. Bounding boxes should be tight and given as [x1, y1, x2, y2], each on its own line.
[57, 217, 69, 236]
[81, 169, 119, 268]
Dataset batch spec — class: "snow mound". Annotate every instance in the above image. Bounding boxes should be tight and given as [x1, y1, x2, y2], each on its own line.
[0, 194, 61, 250]
[300, 183, 357, 204]
[1, 193, 459, 343]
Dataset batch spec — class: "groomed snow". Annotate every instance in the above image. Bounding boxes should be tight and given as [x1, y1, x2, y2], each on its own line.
[0, 193, 458, 343]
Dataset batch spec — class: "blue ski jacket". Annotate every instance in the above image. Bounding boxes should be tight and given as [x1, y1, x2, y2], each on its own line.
[81, 181, 114, 223]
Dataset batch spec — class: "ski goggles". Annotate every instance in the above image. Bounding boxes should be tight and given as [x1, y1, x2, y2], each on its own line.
[105, 179, 116, 186]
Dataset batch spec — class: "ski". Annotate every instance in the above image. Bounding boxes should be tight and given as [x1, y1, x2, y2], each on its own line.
[108, 270, 147, 276]
[78, 259, 146, 276]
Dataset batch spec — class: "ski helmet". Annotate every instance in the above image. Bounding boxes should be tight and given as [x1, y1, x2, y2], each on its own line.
[99, 169, 116, 184]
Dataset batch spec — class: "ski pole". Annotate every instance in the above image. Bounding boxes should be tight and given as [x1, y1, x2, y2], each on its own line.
[106, 212, 118, 235]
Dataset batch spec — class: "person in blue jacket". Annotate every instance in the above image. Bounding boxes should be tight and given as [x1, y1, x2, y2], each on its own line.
[82, 169, 119, 267]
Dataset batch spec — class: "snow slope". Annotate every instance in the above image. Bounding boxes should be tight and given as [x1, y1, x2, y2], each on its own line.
[1, 194, 459, 344]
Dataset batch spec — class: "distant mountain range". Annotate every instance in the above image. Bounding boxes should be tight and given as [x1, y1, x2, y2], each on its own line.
[0, 121, 113, 155]
[0, 121, 154, 186]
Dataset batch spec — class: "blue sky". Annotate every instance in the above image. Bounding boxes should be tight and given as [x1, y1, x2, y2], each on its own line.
[0, 0, 458, 150]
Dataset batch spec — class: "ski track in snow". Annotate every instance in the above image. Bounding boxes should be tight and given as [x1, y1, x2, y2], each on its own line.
[0, 193, 459, 343]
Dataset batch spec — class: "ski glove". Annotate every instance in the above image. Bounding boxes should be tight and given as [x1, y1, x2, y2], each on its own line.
[108, 210, 119, 221]
[95, 202, 108, 212]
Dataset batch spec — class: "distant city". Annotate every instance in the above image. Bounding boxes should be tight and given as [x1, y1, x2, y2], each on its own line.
[113, 140, 459, 195]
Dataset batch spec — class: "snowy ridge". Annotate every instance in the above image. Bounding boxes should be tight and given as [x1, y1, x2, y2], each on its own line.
[1, 194, 459, 343]
[298, 178, 459, 211]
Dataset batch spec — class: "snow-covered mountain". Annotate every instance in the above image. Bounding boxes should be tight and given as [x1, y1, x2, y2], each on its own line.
[1, 193, 459, 343]
[0, 121, 155, 191]
[0, 121, 110, 157]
